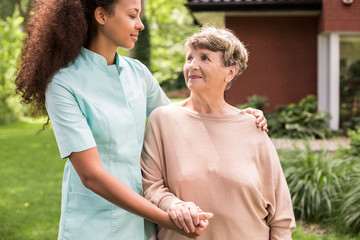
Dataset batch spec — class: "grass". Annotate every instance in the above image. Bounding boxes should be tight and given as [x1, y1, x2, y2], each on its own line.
[0, 121, 359, 239]
[0, 121, 63, 240]
[292, 223, 360, 240]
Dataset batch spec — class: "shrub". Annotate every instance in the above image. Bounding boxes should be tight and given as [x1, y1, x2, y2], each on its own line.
[333, 127, 360, 234]
[0, 11, 24, 124]
[281, 144, 348, 223]
[267, 95, 331, 139]
[236, 95, 269, 111]
[336, 169, 360, 235]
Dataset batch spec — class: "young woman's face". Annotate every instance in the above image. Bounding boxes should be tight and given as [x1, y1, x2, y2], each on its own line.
[184, 48, 231, 94]
[100, 0, 144, 49]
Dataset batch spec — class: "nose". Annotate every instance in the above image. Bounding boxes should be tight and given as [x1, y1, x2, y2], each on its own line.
[136, 18, 145, 31]
[188, 58, 199, 70]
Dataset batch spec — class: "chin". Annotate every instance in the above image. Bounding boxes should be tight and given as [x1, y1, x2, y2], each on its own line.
[119, 42, 135, 50]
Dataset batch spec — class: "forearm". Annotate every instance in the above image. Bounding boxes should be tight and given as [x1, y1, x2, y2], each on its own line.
[69, 148, 177, 231]
[86, 168, 175, 229]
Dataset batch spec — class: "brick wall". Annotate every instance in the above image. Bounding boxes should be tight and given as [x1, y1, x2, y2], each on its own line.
[225, 16, 318, 111]
[319, 0, 360, 32]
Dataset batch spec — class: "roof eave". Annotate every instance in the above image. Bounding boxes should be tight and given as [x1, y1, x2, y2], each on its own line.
[185, 2, 322, 12]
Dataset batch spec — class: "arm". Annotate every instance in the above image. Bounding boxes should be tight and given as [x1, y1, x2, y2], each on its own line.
[260, 136, 296, 239]
[141, 112, 212, 233]
[69, 147, 171, 228]
[70, 147, 208, 238]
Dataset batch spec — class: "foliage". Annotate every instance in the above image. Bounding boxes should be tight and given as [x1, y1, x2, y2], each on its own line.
[279, 145, 348, 223]
[0, 12, 25, 125]
[336, 169, 360, 235]
[333, 127, 360, 234]
[146, 0, 199, 91]
[0, 0, 30, 19]
[267, 95, 331, 139]
[340, 59, 360, 131]
[337, 127, 360, 157]
[0, 121, 63, 240]
[236, 95, 269, 111]
[292, 222, 360, 240]
[132, 16, 151, 69]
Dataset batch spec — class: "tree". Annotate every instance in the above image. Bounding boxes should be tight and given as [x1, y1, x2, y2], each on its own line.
[0, 0, 30, 19]
[146, 0, 199, 91]
[133, 16, 151, 69]
[131, 0, 151, 69]
[0, 12, 25, 124]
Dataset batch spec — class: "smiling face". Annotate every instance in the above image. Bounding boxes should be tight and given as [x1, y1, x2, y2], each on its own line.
[184, 47, 236, 94]
[98, 0, 144, 49]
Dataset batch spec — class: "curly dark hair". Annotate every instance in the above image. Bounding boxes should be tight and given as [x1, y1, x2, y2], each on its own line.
[15, 0, 119, 116]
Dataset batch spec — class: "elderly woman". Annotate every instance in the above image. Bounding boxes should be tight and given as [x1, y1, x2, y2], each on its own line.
[141, 26, 295, 239]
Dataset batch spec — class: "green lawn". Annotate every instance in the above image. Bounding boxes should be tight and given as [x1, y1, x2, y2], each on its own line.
[0, 121, 359, 239]
[0, 121, 63, 240]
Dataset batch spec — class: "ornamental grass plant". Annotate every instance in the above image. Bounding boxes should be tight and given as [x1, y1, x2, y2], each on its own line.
[279, 144, 349, 223]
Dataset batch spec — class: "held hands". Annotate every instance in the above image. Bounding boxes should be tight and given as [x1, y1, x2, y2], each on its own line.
[243, 107, 268, 132]
[167, 201, 213, 239]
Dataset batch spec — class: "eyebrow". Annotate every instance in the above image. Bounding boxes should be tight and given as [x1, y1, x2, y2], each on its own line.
[128, 8, 139, 13]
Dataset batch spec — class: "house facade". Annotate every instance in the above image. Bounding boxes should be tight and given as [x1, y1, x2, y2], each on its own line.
[185, 0, 360, 130]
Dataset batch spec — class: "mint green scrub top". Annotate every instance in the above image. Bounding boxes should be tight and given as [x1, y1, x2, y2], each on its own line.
[45, 48, 170, 240]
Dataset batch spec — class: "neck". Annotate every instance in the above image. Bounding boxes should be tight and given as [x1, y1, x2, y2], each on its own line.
[182, 92, 239, 115]
[87, 36, 117, 65]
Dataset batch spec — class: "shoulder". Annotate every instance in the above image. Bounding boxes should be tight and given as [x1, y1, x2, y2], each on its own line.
[149, 104, 177, 117]
[50, 55, 84, 87]
[121, 56, 147, 72]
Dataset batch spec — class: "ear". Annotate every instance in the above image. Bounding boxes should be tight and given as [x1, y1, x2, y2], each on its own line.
[225, 65, 238, 83]
[94, 7, 107, 25]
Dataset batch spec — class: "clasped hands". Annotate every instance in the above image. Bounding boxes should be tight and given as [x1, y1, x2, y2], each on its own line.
[168, 201, 213, 239]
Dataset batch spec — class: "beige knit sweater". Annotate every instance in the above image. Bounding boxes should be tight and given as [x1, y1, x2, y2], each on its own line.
[141, 103, 295, 240]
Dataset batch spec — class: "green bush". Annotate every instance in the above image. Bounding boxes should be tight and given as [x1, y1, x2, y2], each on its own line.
[281, 145, 348, 223]
[333, 127, 360, 234]
[0, 11, 25, 124]
[267, 95, 331, 139]
[236, 95, 269, 111]
[336, 169, 360, 235]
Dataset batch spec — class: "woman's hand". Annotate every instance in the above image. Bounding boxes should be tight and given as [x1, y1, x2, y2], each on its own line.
[243, 107, 268, 132]
[167, 201, 213, 234]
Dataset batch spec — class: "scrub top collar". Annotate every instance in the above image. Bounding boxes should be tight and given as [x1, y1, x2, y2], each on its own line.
[80, 47, 124, 75]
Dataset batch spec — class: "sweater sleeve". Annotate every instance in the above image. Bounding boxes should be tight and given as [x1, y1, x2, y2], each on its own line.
[260, 134, 296, 240]
[141, 110, 183, 211]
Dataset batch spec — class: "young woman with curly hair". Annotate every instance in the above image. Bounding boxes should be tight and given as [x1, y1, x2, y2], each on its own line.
[15, 0, 267, 239]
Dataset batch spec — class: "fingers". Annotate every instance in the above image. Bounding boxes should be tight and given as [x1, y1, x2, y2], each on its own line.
[181, 204, 197, 233]
[199, 212, 213, 221]
[199, 219, 209, 228]
[168, 202, 199, 234]
[189, 203, 200, 227]
[254, 111, 268, 132]
[262, 123, 268, 132]
[167, 207, 183, 230]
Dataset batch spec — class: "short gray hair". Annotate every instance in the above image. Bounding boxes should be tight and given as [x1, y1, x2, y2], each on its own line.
[185, 26, 248, 90]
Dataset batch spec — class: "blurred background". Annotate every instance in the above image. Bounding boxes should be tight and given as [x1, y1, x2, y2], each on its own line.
[0, 0, 359, 239]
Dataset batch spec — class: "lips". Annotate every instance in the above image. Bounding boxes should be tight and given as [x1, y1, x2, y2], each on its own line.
[189, 75, 202, 79]
[130, 33, 139, 41]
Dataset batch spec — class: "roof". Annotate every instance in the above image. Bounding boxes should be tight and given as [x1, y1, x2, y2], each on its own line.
[185, 0, 322, 12]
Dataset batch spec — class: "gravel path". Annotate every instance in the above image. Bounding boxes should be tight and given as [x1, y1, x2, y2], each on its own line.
[271, 137, 350, 151]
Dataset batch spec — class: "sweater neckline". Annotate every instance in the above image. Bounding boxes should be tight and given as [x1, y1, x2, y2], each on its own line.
[173, 102, 245, 120]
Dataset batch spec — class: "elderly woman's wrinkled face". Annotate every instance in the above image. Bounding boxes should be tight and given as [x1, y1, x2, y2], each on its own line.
[184, 48, 232, 93]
